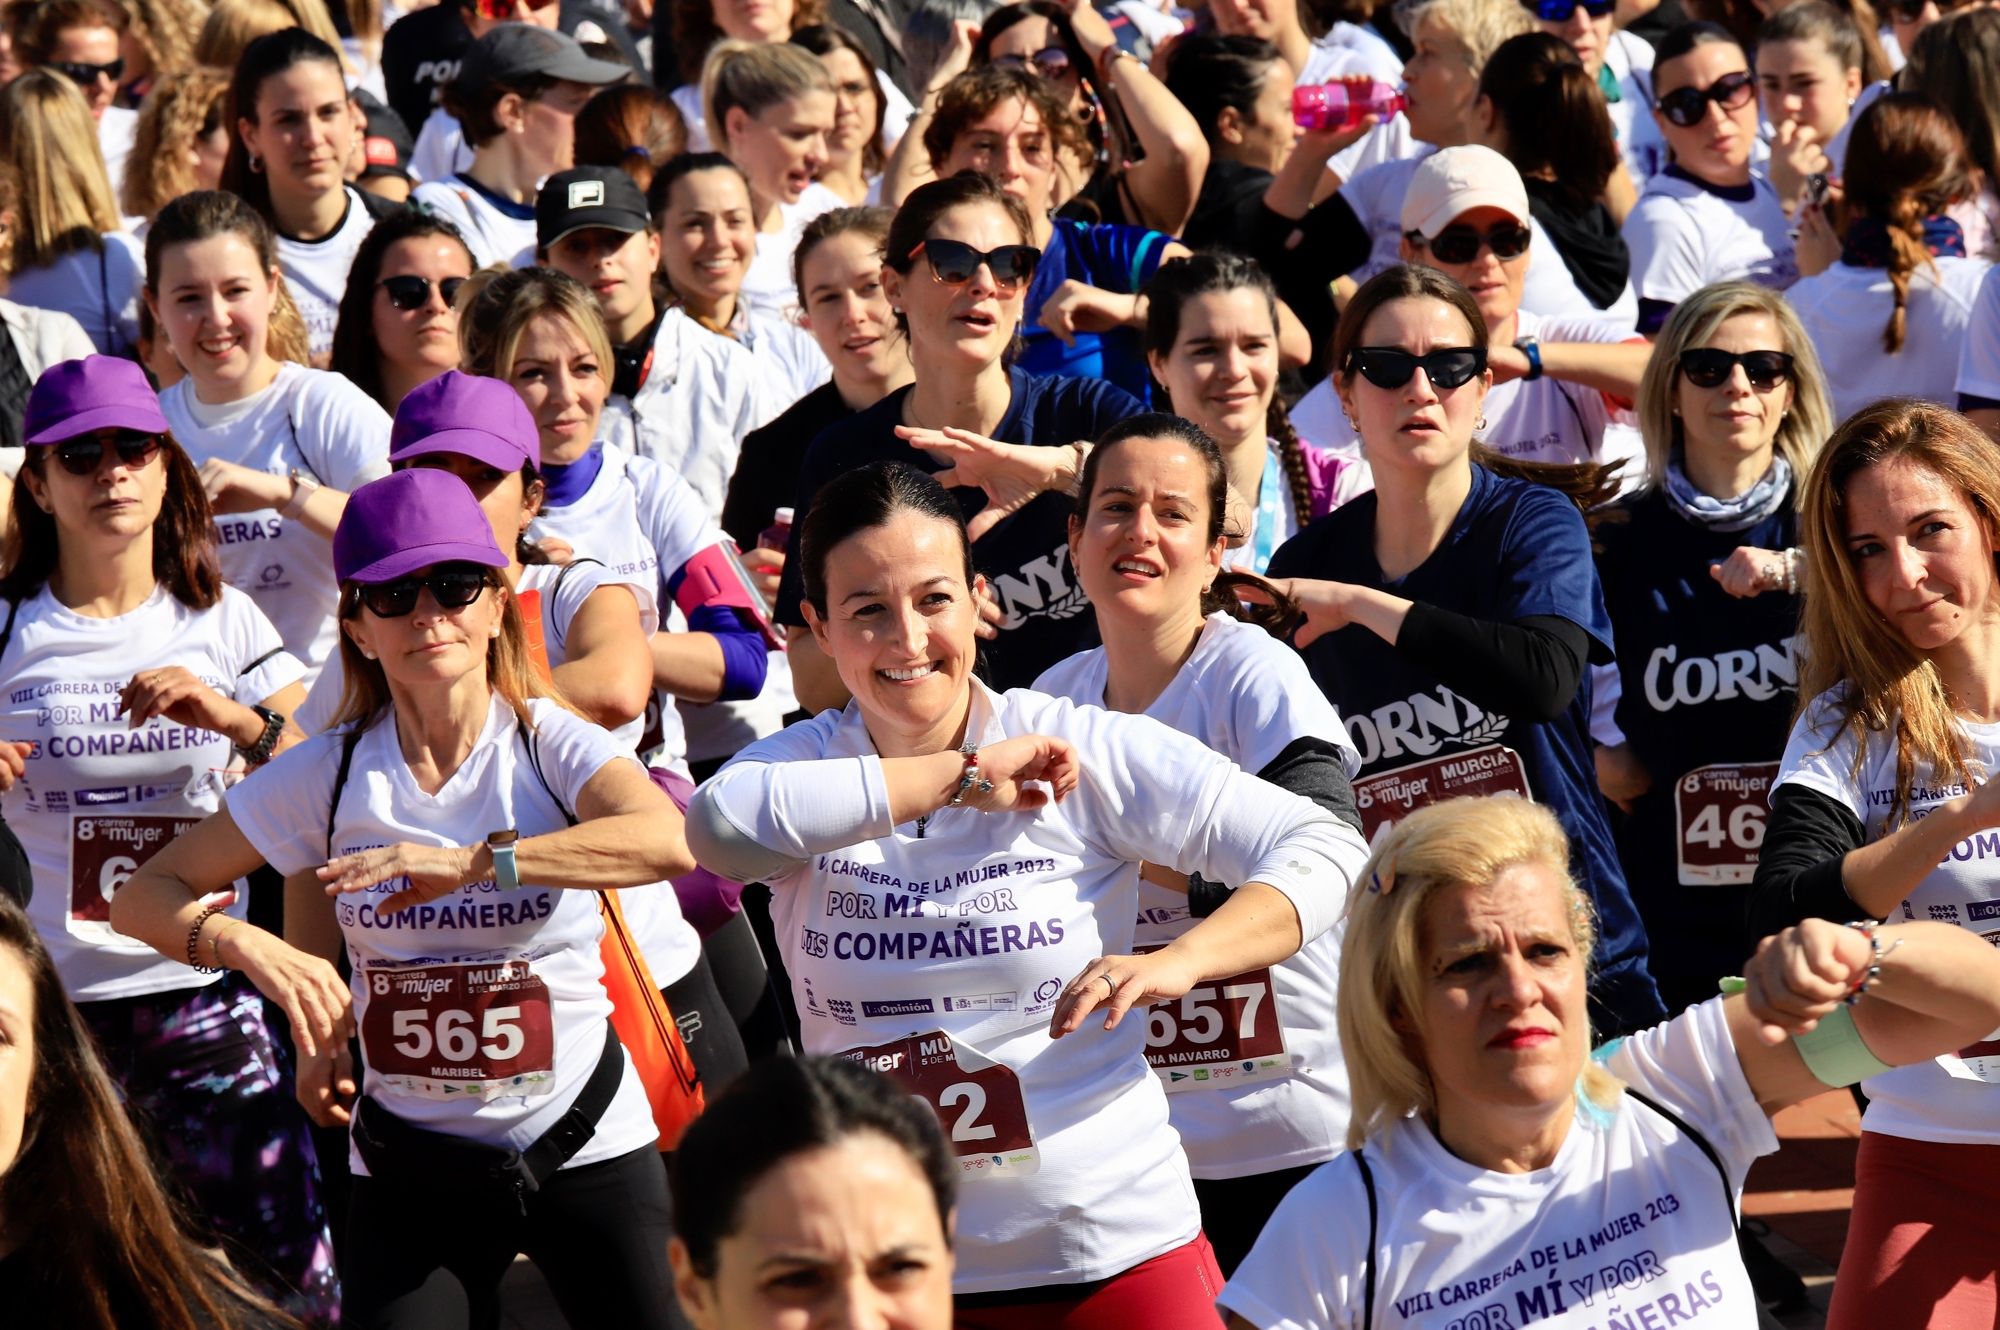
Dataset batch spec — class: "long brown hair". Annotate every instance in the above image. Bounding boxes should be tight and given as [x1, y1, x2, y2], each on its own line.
[1333, 264, 1625, 515]
[218, 28, 347, 221]
[0, 896, 298, 1330]
[0, 439, 224, 609]
[1841, 93, 1977, 354]
[1796, 398, 2000, 826]
[1478, 33, 1617, 214]
[144, 189, 312, 369]
[573, 83, 688, 194]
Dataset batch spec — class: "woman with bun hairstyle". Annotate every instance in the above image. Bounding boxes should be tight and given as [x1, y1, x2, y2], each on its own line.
[1788, 93, 1991, 421]
[1749, 398, 2000, 1328]
[0, 356, 334, 1322]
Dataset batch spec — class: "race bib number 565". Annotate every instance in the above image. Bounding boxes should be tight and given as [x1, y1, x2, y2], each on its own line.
[362, 961, 556, 1099]
[843, 1031, 1039, 1179]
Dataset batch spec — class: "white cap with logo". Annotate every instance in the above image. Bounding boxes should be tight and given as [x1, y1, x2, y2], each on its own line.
[1399, 145, 1531, 240]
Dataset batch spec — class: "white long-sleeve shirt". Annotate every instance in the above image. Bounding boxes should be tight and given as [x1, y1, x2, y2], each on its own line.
[689, 679, 1365, 1293]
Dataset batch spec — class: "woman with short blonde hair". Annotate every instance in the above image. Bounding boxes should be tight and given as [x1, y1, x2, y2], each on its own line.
[1223, 793, 2000, 1330]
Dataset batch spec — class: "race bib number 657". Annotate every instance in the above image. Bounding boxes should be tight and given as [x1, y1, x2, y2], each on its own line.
[68, 814, 200, 949]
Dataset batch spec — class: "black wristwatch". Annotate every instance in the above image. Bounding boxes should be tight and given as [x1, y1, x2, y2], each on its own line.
[236, 706, 285, 765]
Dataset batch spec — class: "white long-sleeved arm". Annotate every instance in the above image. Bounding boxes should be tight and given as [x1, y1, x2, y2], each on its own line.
[687, 752, 894, 882]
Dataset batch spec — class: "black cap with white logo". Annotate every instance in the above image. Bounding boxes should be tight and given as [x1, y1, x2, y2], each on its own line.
[536, 166, 651, 249]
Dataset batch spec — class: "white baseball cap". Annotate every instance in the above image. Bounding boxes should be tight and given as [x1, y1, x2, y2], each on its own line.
[1399, 145, 1531, 240]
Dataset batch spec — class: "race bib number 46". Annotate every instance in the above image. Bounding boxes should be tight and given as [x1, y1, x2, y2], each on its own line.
[362, 961, 556, 1099]
[1674, 762, 1777, 886]
[68, 814, 200, 949]
[1135, 944, 1289, 1093]
[843, 1031, 1038, 1179]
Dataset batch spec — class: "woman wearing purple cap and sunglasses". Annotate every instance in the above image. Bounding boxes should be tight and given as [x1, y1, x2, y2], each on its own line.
[0, 355, 337, 1323]
[115, 466, 696, 1327]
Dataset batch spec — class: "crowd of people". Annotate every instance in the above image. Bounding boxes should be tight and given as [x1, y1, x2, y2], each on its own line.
[4, 0, 2000, 1324]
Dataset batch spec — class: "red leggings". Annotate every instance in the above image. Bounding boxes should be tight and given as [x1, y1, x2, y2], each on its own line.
[953, 1235, 1226, 1330]
[1828, 1131, 2000, 1330]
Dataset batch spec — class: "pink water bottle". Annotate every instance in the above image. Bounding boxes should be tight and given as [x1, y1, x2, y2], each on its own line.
[1292, 79, 1406, 132]
[758, 506, 794, 552]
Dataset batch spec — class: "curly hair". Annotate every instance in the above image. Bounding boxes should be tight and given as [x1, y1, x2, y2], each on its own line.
[122, 66, 231, 221]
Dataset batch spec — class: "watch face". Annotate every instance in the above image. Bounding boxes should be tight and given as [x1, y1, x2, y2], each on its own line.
[488, 831, 519, 847]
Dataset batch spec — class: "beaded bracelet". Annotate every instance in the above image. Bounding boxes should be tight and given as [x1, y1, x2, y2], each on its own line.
[1783, 547, 1803, 596]
[1842, 919, 1905, 1005]
[185, 902, 230, 975]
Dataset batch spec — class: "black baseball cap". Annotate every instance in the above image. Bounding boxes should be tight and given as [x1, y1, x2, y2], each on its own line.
[537, 166, 651, 248]
[354, 88, 413, 182]
[456, 25, 631, 94]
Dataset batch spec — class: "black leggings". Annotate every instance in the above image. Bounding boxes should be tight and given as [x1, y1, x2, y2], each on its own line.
[1192, 1164, 1319, 1277]
[662, 947, 749, 1099]
[701, 908, 795, 1062]
[342, 1143, 684, 1329]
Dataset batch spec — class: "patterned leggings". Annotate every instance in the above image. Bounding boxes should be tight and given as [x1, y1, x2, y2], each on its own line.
[82, 976, 341, 1327]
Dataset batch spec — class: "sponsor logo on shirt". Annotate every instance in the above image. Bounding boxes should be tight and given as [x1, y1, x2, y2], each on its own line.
[75, 786, 131, 806]
[1968, 901, 2000, 923]
[941, 992, 1016, 1013]
[861, 998, 937, 1018]
[1344, 685, 1511, 766]
[1641, 636, 1801, 711]
[989, 541, 1089, 629]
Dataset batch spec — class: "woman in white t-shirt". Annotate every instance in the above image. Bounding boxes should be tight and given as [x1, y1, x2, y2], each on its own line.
[326, 208, 476, 415]
[794, 24, 891, 206]
[1786, 94, 1991, 421]
[1033, 415, 1363, 1275]
[219, 29, 382, 363]
[112, 467, 695, 1327]
[1754, 2, 1866, 219]
[701, 40, 844, 325]
[1220, 795, 2000, 1330]
[143, 190, 392, 683]
[0, 355, 335, 1322]
[1624, 23, 1796, 335]
[651, 153, 830, 422]
[687, 461, 1368, 1322]
[1749, 398, 2000, 1330]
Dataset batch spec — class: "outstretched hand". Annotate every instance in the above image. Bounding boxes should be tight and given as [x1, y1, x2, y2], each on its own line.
[902, 424, 1073, 540]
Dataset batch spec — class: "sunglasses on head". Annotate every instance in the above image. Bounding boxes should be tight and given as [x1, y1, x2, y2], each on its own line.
[1520, 0, 1616, 21]
[1345, 346, 1488, 390]
[344, 564, 496, 619]
[907, 238, 1041, 292]
[1411, 222, 1532, 266]
[1678, 348, 1794, 391]
[51, 58, 123, 85]
[50, 431, 162, 476]
[1656, 70, 1755, 128]
[992, 46, 1074, 78]
[380, 275, 468, 311]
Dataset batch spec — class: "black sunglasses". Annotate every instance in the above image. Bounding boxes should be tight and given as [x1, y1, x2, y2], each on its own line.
[1678, 348, 1794, 391]
[1521, 0, 1616, 18]
[50, 431, 162, 476]
[908, 238, 1041, 292]
[380, 275, 468, 311]
[1656, 70, 1755, 128]
[1412, 222, 1532, 266]
[51, 58, 123, 85]
[344, 564, 496, 619]
[992, 46, 1074, 78]
[1345, 346, 1488, 390]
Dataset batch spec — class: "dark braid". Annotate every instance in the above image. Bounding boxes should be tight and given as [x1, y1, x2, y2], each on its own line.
[1267, 399, 1316, 532]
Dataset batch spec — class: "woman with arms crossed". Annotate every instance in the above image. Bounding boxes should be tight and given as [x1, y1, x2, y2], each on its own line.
[689, 461, 1368, 1325]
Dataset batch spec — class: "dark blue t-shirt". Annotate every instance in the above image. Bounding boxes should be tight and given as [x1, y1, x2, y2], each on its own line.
[1269, 465, 1663, 1032]
[774, 367, 1144, 688]
[1596, 488, 1802, 1011]
[1019, 219, 1175, 402]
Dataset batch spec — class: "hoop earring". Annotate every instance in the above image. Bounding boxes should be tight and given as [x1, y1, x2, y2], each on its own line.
[248, 153, 264, 174]
[1476, 415, 1488, 431]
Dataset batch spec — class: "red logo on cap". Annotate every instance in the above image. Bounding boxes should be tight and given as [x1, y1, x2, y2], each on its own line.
[365, 136, 397, 166]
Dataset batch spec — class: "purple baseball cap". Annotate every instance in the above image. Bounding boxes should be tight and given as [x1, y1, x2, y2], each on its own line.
[24, 356, 170, 445]
[334, 469, 510, 585]
[389, 370, 541, 474]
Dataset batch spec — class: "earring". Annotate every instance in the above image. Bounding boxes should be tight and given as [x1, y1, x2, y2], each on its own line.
[360, 647, 377, 660]
[248, 153, 264, 174]
[1345, 417, 1359, 432]
[490, 624, 501, 639]
[1476, 415, 1488, 431]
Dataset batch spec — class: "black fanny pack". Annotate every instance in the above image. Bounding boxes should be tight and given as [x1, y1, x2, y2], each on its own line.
[352, 1025, 625, 1214]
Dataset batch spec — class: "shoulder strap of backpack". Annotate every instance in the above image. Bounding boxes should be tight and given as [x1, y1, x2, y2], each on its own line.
[1626, 1087, 1738, 1222]
[325, 726, 364, 860]
[519, 717, 578, 827]
[0, 595, 21, 665]
[549, 556, 604, 603]
[1355, 1147, 1379, 1330]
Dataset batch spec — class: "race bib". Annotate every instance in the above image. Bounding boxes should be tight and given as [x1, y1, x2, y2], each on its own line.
[1136, 943, 1289, 1093]
[68, 814, 200, 948]
[1354, 745, 1531, 843]
[1940, 1035, 2000, 1084]
[842, 1030, 1039, 1178]
[361, 959, 557, 1099]
[1674, 762, 1777, 886]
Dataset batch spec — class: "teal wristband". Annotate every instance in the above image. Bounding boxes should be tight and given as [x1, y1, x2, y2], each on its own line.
[1791, 1002, 1892, 1087]
[486, 829, 520, 892]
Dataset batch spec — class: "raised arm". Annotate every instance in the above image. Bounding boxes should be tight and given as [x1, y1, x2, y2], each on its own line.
[1066, 2, 1208, 236]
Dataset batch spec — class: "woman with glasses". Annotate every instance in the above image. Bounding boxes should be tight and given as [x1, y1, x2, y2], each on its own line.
[1624, 22, 1797, 336]
[328, 211, 477, 416]
[1786, 94, 1990, 421]
[1748, 397, 2000, 1329]
[1590, 282, 1831, 1013]
[146, 191, 392, 684]
[771, 173, 1142, 714]
[1520, 0, 1664, 187]
[219, 29, 389, 364]
[690, 458, 1364, 1325]
[13, 0, 140, 190]
[792, 24, 893, 206]
[1259, 263, 1665, 1037]
[113, 466, 696, 1328]
[0, 355, 336, 1323]
[411, 26, 631, 270]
